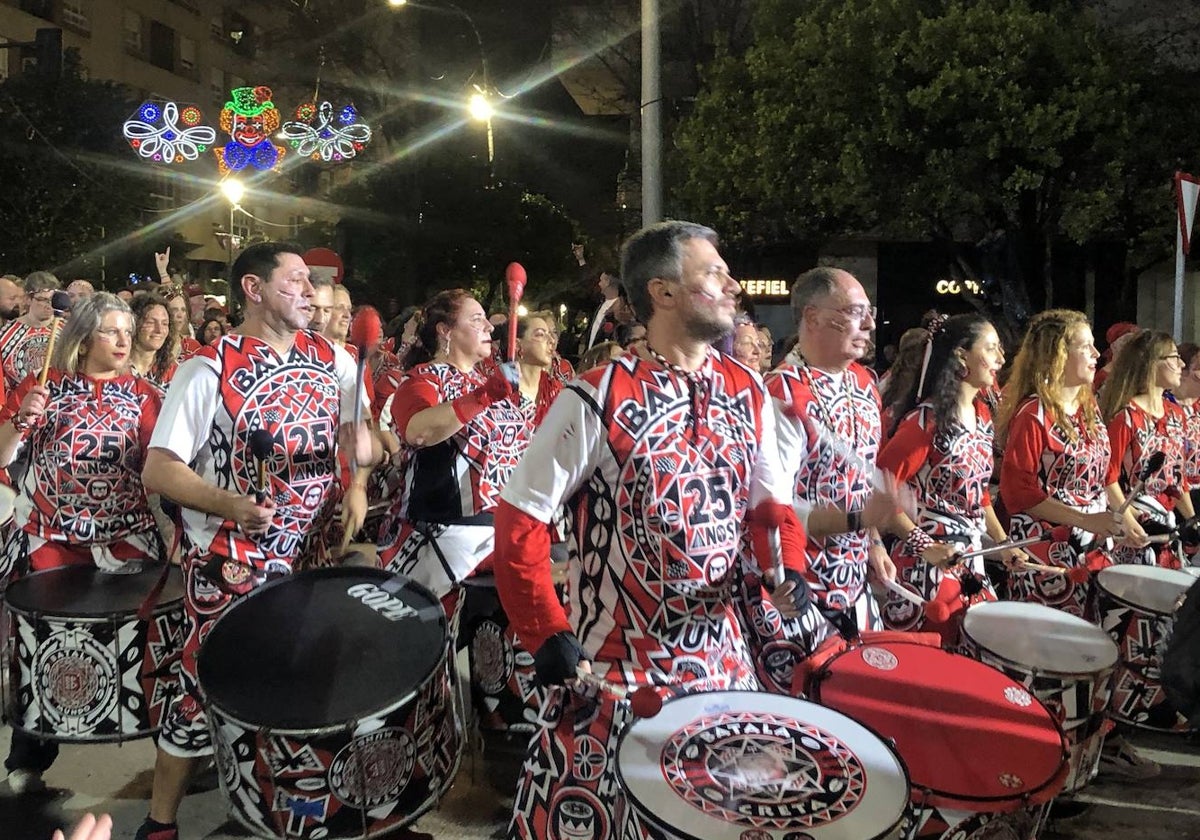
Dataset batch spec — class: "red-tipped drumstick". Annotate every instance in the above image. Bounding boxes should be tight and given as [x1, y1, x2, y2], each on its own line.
[880, 577, 953, 622]
[573, 668, 662, 718]
[505, 262, 527, 362]
[346, 305, 383, 468]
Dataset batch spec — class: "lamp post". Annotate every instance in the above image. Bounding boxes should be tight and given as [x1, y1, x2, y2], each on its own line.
[219, 178, 245, 282]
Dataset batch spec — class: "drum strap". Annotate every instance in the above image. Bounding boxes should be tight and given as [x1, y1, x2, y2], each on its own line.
[136, 511, 184, 621]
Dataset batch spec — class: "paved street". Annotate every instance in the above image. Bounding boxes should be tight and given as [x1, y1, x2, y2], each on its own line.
[0, 724, 1197, 839]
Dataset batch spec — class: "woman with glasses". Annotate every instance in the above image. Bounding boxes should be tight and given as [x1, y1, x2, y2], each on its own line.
[128, 293, 179, 392]
[1098, 330, 1195, 567]
[0, 292, 164, 793]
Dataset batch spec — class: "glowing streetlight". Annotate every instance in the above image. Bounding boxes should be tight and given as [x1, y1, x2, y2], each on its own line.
[387, 0, 408, 5]
[219, 179, 246, 282]
[468, 92, 493, 122]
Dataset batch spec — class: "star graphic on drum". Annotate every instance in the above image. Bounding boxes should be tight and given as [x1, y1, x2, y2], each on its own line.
[706, 737, 825, 801]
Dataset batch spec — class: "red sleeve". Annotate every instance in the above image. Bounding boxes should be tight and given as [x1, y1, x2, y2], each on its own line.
[876, 413, 933, 484]
[747, 501, 807, 576]
[390, 372, 441, 444]
[0, 374, 36, 425]
[494, 499, 571, 654]
[1105, 410, 1134, 488]
[1000, 404, 1050, 513]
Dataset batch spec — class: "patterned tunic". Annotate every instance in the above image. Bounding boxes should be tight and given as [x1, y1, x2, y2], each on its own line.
[1105, 400, 1189, 567]
[0, 320, 52, 393]
[494, 348, 797, 840]
[1180, 399, 1200, 489]
[0, 371, 162, 577]
[1000, 398, 1112, 618]
[736, 356, 883, 692]
[876, 401, 998, 642]
[377, 361, 531, 596]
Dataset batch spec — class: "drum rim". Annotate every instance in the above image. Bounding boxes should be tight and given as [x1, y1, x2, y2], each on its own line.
[614, 688, 912, 840]
[1096, 566, 1196, 617]
[961, 606, 1119, 677]
[815, 642, 1069, 808]
[3, 564, 184, 621]
[198, 567, 450, 734]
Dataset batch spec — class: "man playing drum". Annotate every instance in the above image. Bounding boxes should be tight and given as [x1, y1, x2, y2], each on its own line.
[493, 220, 811, 840]
[134, 242, 376, 840]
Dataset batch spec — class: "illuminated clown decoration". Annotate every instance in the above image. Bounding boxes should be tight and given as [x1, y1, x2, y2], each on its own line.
[216, 85, 285, 175]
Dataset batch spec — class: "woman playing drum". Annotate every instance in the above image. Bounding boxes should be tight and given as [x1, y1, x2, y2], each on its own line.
[1098, 330, 1196, 568]
[877, 314, 1023, 643]
[0, 292, 164, 793]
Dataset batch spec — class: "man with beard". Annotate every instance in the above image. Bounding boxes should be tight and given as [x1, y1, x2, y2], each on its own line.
[134, 242, 375, 840]
[0, 275, 22, 324]
[0, 271, 61, 392]
[493, 221, 810, 839]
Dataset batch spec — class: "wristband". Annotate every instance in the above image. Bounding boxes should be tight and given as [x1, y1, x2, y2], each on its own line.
[902, 526, 934, 558]
[11, 416, 29, 433]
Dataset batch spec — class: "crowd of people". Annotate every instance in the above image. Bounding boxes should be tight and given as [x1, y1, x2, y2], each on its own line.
[0, 222, 1193, 840]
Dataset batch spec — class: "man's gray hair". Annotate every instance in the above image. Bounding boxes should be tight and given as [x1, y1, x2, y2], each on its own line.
[620, 220, 718, 323]
[790, 266, 843, 328]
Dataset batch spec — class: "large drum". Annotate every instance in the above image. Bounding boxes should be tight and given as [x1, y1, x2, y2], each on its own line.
[198, 567, 463, 839]
[616, 690, 910, 840]
[960, 601, 1118, 793]
[809, 642, 1067, 840]
[2, 565, 185, 741]
[1096, 565, 1197, 732]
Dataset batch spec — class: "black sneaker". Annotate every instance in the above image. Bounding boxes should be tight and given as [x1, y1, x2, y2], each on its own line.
[134, 817, 178, 840]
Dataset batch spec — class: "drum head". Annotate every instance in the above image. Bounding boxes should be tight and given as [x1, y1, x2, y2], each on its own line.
[4, 565, 184, 618]
[814, 643, 1065, 809]
[1098, 566, 1196, 615]
[962, 601, 1117, 674]
[197, 567, 446, 731]
[616, 690, 909, 840]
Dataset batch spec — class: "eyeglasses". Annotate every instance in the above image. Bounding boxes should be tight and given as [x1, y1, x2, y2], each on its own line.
[30, 294, 53, 305]
[93, 327, 133, 342]
[816, 304, 877, 322]
[1160, 354, 1185, 363]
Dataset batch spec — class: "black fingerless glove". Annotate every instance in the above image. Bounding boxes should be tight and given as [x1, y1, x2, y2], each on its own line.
[533, 631, 586, 687]
[783, 568, 813, 614]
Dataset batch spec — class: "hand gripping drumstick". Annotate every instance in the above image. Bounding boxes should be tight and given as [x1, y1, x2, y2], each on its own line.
[38, 291, 73, 386]
[573, 668, 663, 718]
[505, 262, 527, 362]
[1115, 450, 1166, 517]
[248, 430, 276, 504]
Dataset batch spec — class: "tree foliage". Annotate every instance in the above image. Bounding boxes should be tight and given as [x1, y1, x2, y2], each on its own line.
[673, 0, 1200, 335]
[0, 54, 154, 278]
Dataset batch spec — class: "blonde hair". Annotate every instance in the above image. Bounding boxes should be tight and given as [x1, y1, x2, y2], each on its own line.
[51, 292, 132, 374]
[579, 341, 622, 371]
[997, 309, 1099, 445]
[1098, 330, 1176, 421]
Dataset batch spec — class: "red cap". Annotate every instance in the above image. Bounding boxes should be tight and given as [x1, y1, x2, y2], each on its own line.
[1105, 322, 1139, 345]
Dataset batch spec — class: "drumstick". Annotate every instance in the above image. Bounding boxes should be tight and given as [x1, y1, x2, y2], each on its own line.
[248, 429, 275, 504]
[952, 526, 1072, 562]
[881, 577, 954, 622]
[1116, 450, 1166, 517]
[573, 668, 663, 718]
[881, 576, 924, 607]
[38, 291, 72, 386]
[505, 262, 527, 362]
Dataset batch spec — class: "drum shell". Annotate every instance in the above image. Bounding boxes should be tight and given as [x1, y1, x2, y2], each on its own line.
[810, 643, 1068, 840]
[200, 568, 463, 840]
[616, 690, 911, 840]
[1096, 566, 1197, 732]
[959, 603, 1117, 794]
[2, 566, 185, 742]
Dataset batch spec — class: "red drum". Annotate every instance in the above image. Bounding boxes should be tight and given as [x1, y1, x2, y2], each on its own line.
[616, 690, 910, 840]
[2, 565, 185, 741]
[960, 601, 1118, 793]
[809, 642, 1067, 840]
[198, 567, 463, 839]
[1096, 565, 1197, 732]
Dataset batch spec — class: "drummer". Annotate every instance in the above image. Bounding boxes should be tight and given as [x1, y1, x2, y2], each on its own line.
[134, 242, 375, 840]
[493, 221, 810, 839]
[1098, 330, 1196, 567]
[0, 293, 165, 795]
[875, 313, 1025, 642]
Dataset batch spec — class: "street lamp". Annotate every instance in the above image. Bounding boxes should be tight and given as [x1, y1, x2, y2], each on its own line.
[219, 178, 246, 282]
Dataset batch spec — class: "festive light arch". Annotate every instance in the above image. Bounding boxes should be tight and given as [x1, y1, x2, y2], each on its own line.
[215, 85, 286, 175]
[122, 101, 217, 164]
[280, 100, 373, 163]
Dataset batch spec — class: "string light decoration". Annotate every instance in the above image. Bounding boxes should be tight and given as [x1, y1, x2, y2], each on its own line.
[122, 101, 217, 164]
[215, 86, 285, 175]
[280, 100, 373, 163]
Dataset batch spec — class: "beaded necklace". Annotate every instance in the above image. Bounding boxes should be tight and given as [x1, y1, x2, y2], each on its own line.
[645, 343, 711, 437]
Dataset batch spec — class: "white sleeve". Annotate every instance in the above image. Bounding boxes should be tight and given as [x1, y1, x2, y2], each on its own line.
[769, 392, 814, 523]
[499, 383, 606, 524]
[333, 344, 368, 423]
[149, 356, 219, 464]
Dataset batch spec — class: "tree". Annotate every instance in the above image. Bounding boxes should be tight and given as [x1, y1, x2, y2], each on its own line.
[673, 0, 1200, 339]
[0, 52, 160, 279]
